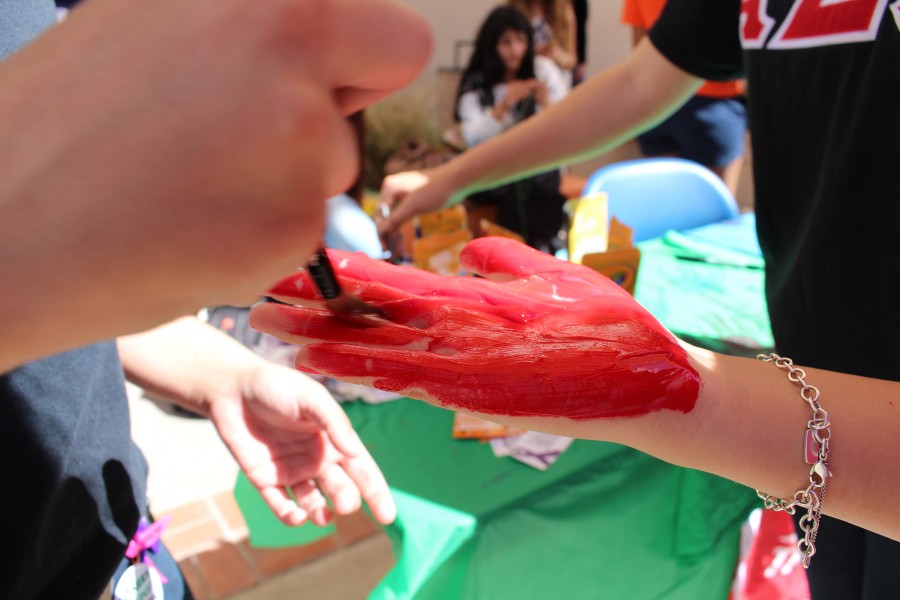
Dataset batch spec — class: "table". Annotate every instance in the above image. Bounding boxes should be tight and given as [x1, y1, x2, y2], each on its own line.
[635, 213, 772, 355]
[240, 214, 774, 599]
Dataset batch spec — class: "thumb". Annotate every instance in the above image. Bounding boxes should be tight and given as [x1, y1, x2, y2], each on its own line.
[459, 237, 565, 280]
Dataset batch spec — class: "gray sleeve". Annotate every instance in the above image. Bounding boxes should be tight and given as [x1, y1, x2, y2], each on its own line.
[0, 0, 58, 60]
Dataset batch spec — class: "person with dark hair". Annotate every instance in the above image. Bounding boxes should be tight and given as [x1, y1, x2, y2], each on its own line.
[456, 5, 568, 253]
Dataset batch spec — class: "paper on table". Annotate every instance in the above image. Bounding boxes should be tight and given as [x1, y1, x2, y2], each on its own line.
[490, 431, 574, 471]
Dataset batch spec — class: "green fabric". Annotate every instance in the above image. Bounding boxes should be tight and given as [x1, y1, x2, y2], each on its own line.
[635, 231, 774, 356]
[346, 400, 755, 600]
[233, 471, 335, 547]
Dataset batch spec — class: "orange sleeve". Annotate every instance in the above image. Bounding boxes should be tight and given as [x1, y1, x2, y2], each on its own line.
[621, 0, 668, 28]
[621, 0, 644, 27]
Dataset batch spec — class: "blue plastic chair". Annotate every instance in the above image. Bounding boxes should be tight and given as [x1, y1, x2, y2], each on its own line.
[581, 158, 740, 242]
[324, 193, 386, 259]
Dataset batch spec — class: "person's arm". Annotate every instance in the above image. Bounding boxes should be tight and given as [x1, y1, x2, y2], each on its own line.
[250, 240, 900, 541]
[379, 39, 700, 233]
[0, 0, 431, 374]
[117, 316, 395, 527]
[458, 90, 506, 147]
[676, 349, 899, 543]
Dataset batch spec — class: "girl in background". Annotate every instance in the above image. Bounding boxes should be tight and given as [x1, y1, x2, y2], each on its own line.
[507, 0, 577, 86]
[456, 5, 568, 253]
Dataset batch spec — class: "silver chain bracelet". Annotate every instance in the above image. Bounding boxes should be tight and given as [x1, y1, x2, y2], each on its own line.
[755, 353, 833, 569]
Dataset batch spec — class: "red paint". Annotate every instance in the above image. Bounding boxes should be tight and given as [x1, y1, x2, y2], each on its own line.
[253, 238, 700, 420]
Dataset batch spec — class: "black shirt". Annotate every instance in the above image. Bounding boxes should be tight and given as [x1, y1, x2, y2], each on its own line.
[0, 344, 148, 598]
[1, 3, 148, 596]
[651, 0, 900, 381]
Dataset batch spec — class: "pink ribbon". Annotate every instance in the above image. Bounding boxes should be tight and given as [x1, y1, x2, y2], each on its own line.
[125, 516, 172, 585]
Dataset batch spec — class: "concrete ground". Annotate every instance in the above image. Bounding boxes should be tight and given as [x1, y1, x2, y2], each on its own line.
[228, 534, 393, 600]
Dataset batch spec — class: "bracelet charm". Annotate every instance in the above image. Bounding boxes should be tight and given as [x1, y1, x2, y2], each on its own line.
[755, 353, 833, 569]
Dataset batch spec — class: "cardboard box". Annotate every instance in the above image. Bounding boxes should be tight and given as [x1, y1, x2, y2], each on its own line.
[568, 193, 641, 295]
[478, 218, 525, 244]
[452, 412, 525, 440]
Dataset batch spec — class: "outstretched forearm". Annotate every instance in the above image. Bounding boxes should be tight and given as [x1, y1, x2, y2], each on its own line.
[679, 349, 900, 542]
[492, 347, 900, 542]
[117, 316, 265, 417]
[382, 39, 700, 227]
[449, 40, 698, 194]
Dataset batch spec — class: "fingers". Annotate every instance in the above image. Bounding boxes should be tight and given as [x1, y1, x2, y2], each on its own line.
[259, 464, 394, 528]
[378, 171, 426, 229]
[378, 171, 451, 235]
[314, 463, 361, 515]
[323, 248, 441, 294]
[266, 269, 320, 307]
[300, 339, 701, 421]
[261, 445, 395, 527]
[320, 248, 539, 306]
[255, 280, 552, 352]
[459, 237, 568, 280]
[460, 237, 623, 295]
[258, 485, 329, 527]
[285, 382, 394, 522]
[289, 481, 333, 526]
[297, 343, 472, 406]
[265, 255, 446, 308]
[250, 302, 435, 348]
[297, 341, 582, 419]
[264, 248, 514, 311]
[341, 451, 397, 525]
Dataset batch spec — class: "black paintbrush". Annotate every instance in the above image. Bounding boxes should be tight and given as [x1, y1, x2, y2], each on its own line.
[306, 244, 386, 325]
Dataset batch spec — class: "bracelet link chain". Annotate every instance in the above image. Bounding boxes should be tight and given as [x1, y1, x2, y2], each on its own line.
[755, 353, 833, 569]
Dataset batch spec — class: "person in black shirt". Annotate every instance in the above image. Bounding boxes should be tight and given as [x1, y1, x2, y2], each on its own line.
[571, 0, 588, 85]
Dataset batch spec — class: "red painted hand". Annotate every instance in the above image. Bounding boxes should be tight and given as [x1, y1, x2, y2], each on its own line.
[250, 238, 700, 421]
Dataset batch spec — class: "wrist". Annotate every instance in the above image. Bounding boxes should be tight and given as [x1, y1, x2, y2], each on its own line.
[427, 160, 469, 207]
[614, 343, 729, 466]
[177, 319, 268, 418]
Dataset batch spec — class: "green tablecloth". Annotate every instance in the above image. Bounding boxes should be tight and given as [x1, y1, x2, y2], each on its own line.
[345, 400, 756, 600]
[635, 215, 773, 355]
[237, 213, 773, 599]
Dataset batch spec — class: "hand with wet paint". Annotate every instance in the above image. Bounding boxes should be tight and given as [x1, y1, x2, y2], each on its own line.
[250, 237, 700, 428]
[250, 238, 900, 542]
